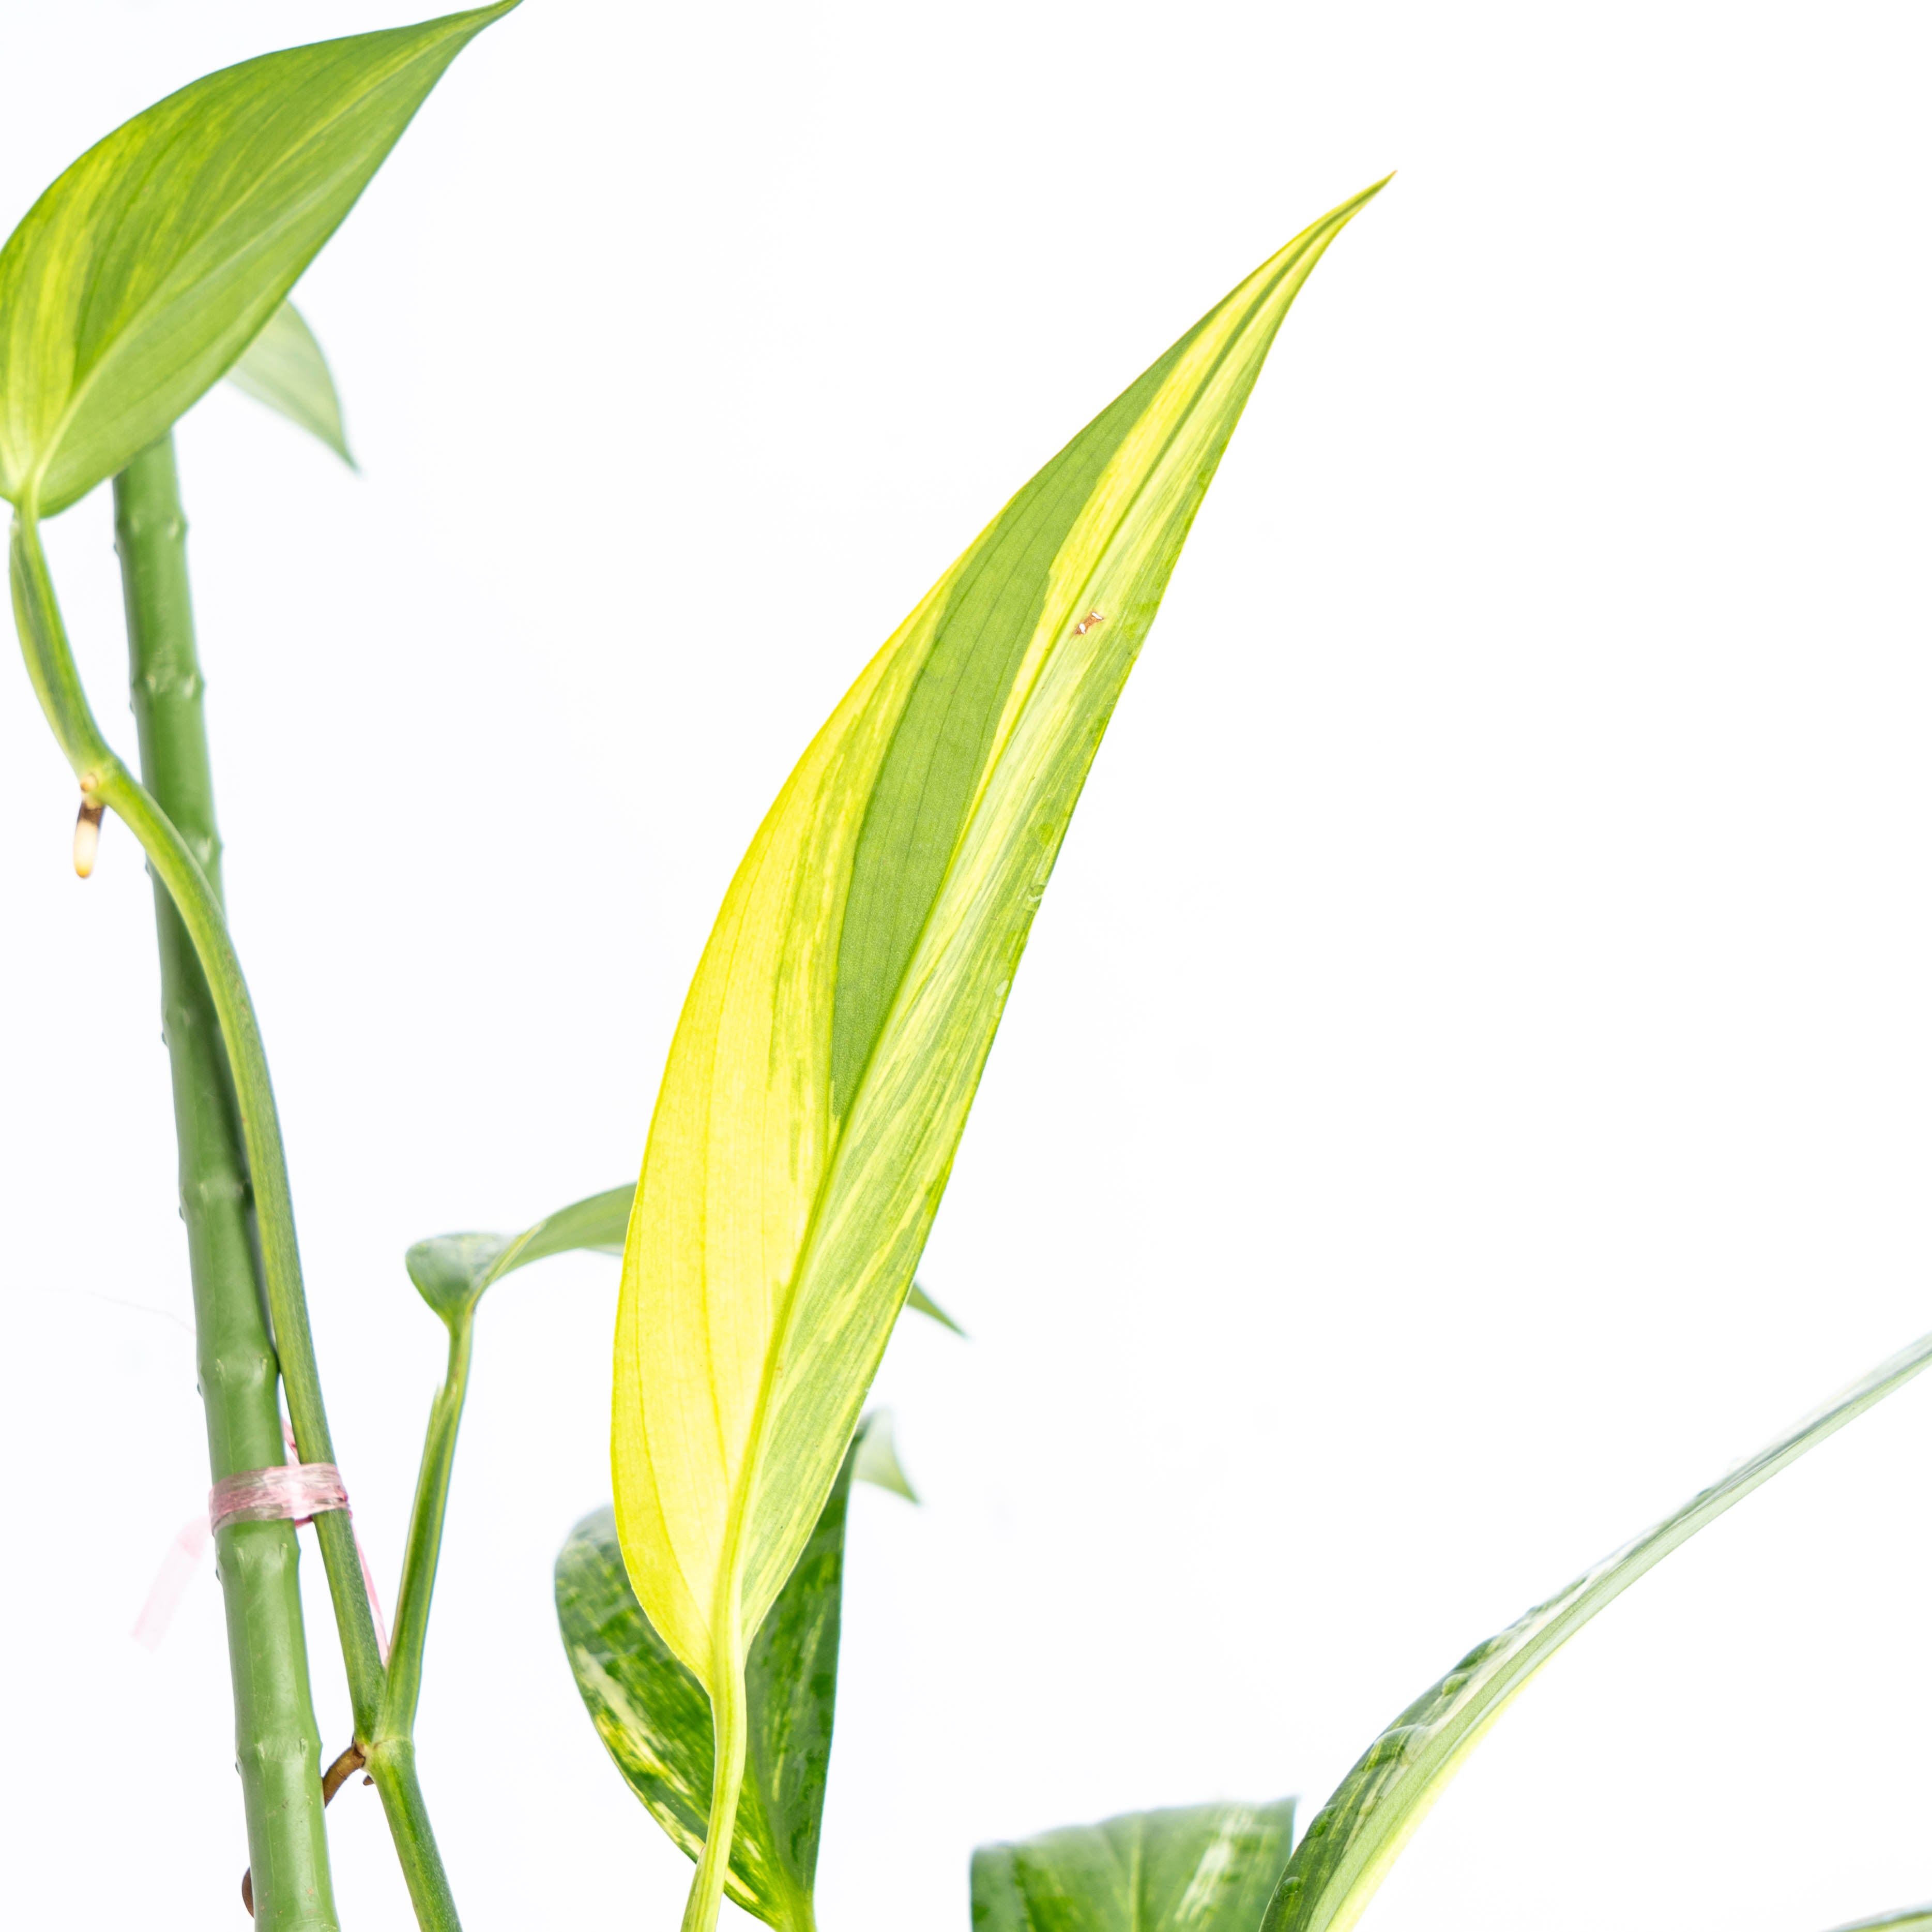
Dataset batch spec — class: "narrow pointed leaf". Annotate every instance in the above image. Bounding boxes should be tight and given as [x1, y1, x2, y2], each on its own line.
[0, 3, 515, 516]
[557, 1424, 878, 1932]
[850, 1409, 917, 1502]
[225, 301, 355, 466]
[907, 1281, 967, 1336]
[1262, 1328, 1932, 1932]
[613, 187, 1387, 1754]
[972, 1798, 1299, 1932]
[1823, 1911, 1932, 1932]
[405, 1182, 632, 1327]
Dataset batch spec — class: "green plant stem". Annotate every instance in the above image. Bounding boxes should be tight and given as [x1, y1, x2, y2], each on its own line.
[368, 1741, 464, 1931]
[10, 467, 462, 1930]
[353, 1309, 474, 1926]
[112, 436, 337, 1930]
[684, 1642, 749, 1932]
[9, 497, 385, 1722]
[381, 1313, 476, 1741]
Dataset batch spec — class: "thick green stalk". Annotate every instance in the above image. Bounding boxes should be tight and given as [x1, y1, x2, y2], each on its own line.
[9, 497, 384, 1723]
[9, 464, 462, 1929]
[113, 436, 336, 1929]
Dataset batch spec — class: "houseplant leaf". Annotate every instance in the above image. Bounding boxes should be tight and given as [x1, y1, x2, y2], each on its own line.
[849, 1409, 917, 1502]
[907, 1281, 967, 1336]
[1261, 1327, 1932, 1932]
[611, 179, 1386, 1931]
[972, 1798, 1299, 1932]
[405, 1183, 957, 1337]
[406, 1182, 632, 1328]
[225, 301, 355, 466]
[557, 1419, 891, 1932]
[0, 2, 515, 516]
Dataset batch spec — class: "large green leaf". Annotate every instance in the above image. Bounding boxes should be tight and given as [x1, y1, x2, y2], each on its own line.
[0, 3, 514, 516]
[225, 301, 354, 466]
[972, 1798, 1299, 1932]
[557, 1420, 891, 1932]
[610, 187, 1385, 1930]
[1262, 1328, 1932, 1932]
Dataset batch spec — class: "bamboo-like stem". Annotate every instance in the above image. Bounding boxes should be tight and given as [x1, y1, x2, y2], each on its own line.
[112, 437, 337, 1930]
[9, 499, 386, 1725]
[10, 472, 463, 1929]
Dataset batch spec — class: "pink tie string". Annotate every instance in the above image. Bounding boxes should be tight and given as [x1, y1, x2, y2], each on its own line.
[208, 1461, 348, 1533]
[134, 1444, 390, 1662]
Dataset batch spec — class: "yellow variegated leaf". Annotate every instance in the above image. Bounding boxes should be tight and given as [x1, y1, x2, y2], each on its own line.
[612, 182, 1386, 1932]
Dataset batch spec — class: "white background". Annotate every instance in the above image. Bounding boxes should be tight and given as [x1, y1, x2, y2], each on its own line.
[2, 2, 1928, 1927]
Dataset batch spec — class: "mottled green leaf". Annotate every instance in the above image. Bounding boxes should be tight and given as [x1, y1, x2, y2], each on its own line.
[0, 4, 514, 515]
[225, 301, 354, 466]
[405, 1183, 631, 1327]
[1262, 1328, 1932, 1932]
[556, 1421, 888, 1932]
[973, 1798, 1299, 1932]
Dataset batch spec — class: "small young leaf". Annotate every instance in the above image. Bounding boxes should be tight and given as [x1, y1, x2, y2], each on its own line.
[972, 1798, 1299, 1932]
[1262, 1327, 1932, 1932]
[850, 1410, 917, 1502]
[612, 200, 1387, 1931]
[225, 302, 355, 467]
[405, 1182, 632, 1327]
[906, 1281, 967, 1336]
[0, 3, 515, 516]
[557, 1426, 876, 1932]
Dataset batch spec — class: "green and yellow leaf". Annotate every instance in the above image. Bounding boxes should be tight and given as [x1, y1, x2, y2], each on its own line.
[971, 1798, 1299, 1932]
[226, 301, 355, 467]
[0, 3, 513, 516]
[557, 1420, 891, 1932]
[1261, 1328, 1932, 1932]
[611, 181, 1384, 1931]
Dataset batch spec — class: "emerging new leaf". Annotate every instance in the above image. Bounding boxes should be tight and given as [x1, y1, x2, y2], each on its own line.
[557, 1419, 897, 1932]
[611, 182, 1385, 1931]
[407, 1183, 632, 1329]
[0, 3, 514, 515]
[226, 302, 355, 467]
[1262, 1327, 1932, 1932]
[972, 1798, 1299, 1932]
